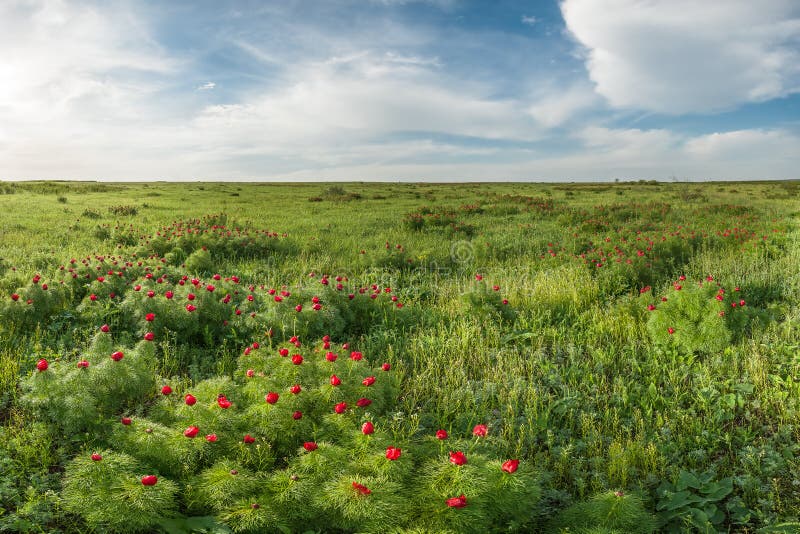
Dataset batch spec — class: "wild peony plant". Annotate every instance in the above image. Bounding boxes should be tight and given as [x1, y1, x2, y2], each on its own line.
[646, 276, 756, 354]
[62, 450, 179, 533]
[21, 338, 157, 435]
[39, 336, 541, 532]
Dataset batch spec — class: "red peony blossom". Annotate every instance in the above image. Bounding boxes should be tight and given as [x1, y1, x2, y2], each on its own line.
[145, 313, 155, 322]
[165, 290, 174, 299]
[186, 304, 196, 312]
[291, 354, 303, 365]
[334, 402, 347, 414]
[436, 429, 448, 440]
[111, 351, 124, 361]
[217, 395, 232, 409]
[246, 369, 255, 378]
[667, 327, 675, 335]
[91, 453, 102, 461]
[36, 359, 48, 372]
[352, 481, 371, 496]
[386, 446, 402, 460]
[77, 359, 90, 368]
[185, 394, 197, 406]
[292, 410, 303, 420]
[303, 442, 318, 451]
[501, 459, 519, 473]
[184, 426, 199, 438]
[100, 324, 110, 333]
[205, 434, 217, 442]
[472, 424, 488, 437]
[446, 494, 467, 508]
[290, 384, 302, 394]
[350, 351, 363, 361]
[326, 351, 338, 362]
[161, 385, 172, 395]
[10, 293, 19, 301]
[382, 362, 391, 371]
[449, 451, 467, 466]
[362, 376, 376, 387]
[362, 421, 374, 435]
[243, 434, 255, 444]
[265, 392, 279, 404]
[330, 374, 341, 386]
[121, 417, 132, 425]
[356, 398, 372, 408]
[141, 475, 158, 486]
[279, 348, 289, 357]
[144, 332, 155, 341]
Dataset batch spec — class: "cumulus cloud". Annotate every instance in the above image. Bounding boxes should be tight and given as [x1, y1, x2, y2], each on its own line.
[527, 83, 599, 127]
[561, 0, 800, 113]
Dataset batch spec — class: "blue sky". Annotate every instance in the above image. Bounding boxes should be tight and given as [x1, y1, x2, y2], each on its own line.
[0, 0, 798, 181]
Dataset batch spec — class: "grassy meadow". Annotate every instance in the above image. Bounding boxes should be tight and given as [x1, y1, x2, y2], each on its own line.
[1, 180, 799, 533]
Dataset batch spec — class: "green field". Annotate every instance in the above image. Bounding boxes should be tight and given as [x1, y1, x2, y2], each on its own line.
[1, 180, 799, 533]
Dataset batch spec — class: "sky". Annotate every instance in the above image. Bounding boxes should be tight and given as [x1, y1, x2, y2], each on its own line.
[0, 0, 799, 182]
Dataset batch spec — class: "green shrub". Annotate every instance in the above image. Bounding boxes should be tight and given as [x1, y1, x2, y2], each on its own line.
[549, 491, 657, 533]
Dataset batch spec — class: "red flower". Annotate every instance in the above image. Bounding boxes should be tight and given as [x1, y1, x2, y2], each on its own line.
[265, 392, 279, 404]
[246, 369, 255, 378]
[436, 429, 448, 440]
[147, 290, 155, 298]
[295, 304, 303, 312]
[141, 475, 158, 486]
[161, 385, 172, 395]
[10, 293, 19, 301]
[206, 284, 215, 292]
[243, 434, 255, 444]
[647, 304, 656, 311]
[446, 494, 467, 508]
[187, 293, 196, 301]
[362, 421, 374, 435]
[334, 402, 347, 414]
[356, 398, 372, 408]
[100, 324, 110, 332]
[501, 459, 519, 473]
[279, 348, 289, 357]
[184, 426, 199, 438]
[382, 363, 391, 371]
[217, 395, 231, 409]
[205, 434, 217, 442]
[472, 424, 488, 437]
[77, 359, 90, 368]
[111, 351, 124, 361]
[36, 358, 48, 372]
[350, 351, 363, 361]
[292, 410, 303, 420]
[91, 453, 102, 461]
[667, 327, 675, 335]
[89, 294, 97, 301]
[362, 376, 376, 387]
[145, 313, 155, 322]
[449, 451, 467, 466]
[186, 304, 196, 312]
[121, 417, 132, 425]
[291, 354, 304, 365]
[303, 442, 318, 451]
[352, 481, 371, 496]
[326, 351, 338, 362]
[330, 374, 341, 386]
[386, 446, 402, 460]
[165, 290, 174, 299]
[144, 332, 154, 341]
[289, 384, 302, 394]
[185, 394, 197, 406]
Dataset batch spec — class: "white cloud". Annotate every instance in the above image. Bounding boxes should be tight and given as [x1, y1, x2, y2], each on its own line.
[197, 82, 216, 91]
[561, 0, 800, 113]
[527, 83, 599, 127]
[521, 15, 537, 26]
